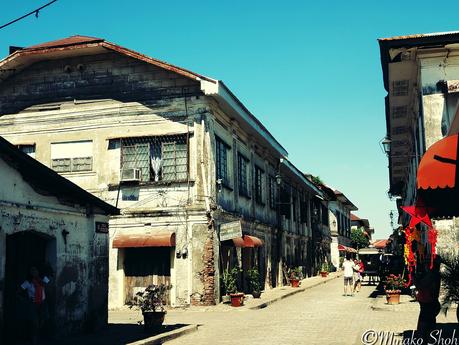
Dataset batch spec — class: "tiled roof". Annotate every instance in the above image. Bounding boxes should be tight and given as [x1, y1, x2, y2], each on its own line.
[350, 213, 361, 221]
[26, 35, 104, 49]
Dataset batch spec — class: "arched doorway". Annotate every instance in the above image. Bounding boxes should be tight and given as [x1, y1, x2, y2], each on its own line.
[3, 231, 56, 344]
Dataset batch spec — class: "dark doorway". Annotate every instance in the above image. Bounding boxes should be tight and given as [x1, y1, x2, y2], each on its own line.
[3, 231, 56, 344]
[123, 247, 172, 304]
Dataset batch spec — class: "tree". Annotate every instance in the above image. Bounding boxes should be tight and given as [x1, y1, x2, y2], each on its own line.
[351, 227, 369, 249]
[311, 175, 324, 186]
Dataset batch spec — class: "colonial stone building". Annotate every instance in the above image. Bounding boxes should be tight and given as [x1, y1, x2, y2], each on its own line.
[379, 31, 459, 254]
[0, 137, 118, 342]
[0, 35, 326, 308]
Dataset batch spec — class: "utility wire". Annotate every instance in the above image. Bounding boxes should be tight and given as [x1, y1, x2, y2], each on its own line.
[0, 0, 58, 30]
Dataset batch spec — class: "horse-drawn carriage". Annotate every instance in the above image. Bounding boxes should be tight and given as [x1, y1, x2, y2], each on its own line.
[358, 247, 385, 285]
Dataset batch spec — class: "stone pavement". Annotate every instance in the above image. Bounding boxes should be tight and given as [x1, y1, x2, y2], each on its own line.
[163, 277, 458, 345]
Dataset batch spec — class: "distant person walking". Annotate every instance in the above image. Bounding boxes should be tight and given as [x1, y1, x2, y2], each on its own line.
[354, 259, 364, 293]
[342, 253, 356, 296]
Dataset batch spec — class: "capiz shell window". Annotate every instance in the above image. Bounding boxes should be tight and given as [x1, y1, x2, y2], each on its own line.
[51, 140, 93, 173]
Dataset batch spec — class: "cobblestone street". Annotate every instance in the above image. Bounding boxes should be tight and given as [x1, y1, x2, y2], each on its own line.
[162, 278, 457, 345]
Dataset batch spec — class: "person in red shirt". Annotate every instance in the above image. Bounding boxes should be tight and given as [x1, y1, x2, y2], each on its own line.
[21, 266, 50, 345]
[353, 259, 365, 292]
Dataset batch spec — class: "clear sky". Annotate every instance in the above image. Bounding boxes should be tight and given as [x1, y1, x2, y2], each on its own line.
[2, 1, 458, 239]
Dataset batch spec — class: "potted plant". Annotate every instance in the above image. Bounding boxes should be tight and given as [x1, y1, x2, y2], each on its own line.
[320, 262, 329, 278]
[440, 253, 459, 322]
[226, 266, 244, 307]
[221, 269, 232, 303]
[384, 274, 405, 304]
[247, 266, 262, 298]
[288, 267, 302, 287]
[128, 284, 172, 332]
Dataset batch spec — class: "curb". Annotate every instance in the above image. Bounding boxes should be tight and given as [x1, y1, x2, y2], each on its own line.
[127, 324, 198, 345]
[248, 273, 342, 310]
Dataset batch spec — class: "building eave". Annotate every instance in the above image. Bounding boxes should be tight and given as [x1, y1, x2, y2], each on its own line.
[200, 79, 288, 157]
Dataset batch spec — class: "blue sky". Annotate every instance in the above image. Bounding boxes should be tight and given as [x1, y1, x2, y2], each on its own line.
[2, 1, 458, 238]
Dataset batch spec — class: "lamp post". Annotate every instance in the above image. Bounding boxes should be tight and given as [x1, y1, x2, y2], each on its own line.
[275, 170, 283, 286]
[380, 136, 391, 156]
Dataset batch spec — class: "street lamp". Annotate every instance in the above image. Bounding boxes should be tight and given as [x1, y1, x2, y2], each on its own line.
[275, 174, 282, 186]
[380, 136, 391, 155]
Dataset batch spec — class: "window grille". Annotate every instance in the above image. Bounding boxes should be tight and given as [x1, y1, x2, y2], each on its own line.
[392, 126, 409, 135]
[280, 186, 291, 219]
[269, 176, 276, 209]
[238, 153, 250, 197]
[391, 105, 408, 119]
[216, 137, 230, 185]
[120, 135, 188, 183]
[17, 144, 36, 158]
[255, 166, 264, 204]
[300, 200, 308, 224]
[392, 80, 409, 96]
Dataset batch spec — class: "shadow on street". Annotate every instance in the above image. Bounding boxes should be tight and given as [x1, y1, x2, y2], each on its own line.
[12, 323, 191, 345]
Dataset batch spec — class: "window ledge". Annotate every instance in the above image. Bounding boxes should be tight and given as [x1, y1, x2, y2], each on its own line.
[239, 193, 251, 200]
[108, 179, 195, 190]
[59, 171, 96, 177]
[222, 183, 233, 191]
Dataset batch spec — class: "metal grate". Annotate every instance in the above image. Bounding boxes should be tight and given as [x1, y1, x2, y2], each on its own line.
[391, 105, 408, 119]
[392, 80, 409, 97]
[120, 134, 188, 183]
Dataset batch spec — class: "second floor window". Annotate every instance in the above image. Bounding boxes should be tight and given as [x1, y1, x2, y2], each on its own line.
[216, 137, 230, 185]
[51, 140, 93, 173]
[254, 166, 264, 204]
[120, 135, 188, 183]
[238, 153, 250, 197]
[300, 199, 308, 224]
[280, 186, 291, 219]
[269, 176, 276, 209]
[18, 144, 36, 158]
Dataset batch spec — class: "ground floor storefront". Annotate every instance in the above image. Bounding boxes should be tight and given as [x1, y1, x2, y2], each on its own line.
[108, 210, 322, 309]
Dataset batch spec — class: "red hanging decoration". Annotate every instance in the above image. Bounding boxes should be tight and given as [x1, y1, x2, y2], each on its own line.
[427, 228, 438, 269]
[404, 227, 416, 287]
[400, 205, 433, 228]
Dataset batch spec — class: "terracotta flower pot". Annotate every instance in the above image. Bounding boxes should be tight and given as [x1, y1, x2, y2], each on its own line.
[290, 278, 300, 288]
[230, 293, 245, 307]
[385, 290, 401, 305]
[142, 311, 166, 332]
[320, 271, 329, 278]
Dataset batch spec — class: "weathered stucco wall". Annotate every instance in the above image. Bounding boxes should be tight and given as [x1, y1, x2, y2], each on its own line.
[0, 157, 110, 337]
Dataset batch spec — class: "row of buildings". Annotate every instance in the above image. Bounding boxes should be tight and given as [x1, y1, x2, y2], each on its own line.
[0, 35, 371, 338]
[378, 31, 459, 253]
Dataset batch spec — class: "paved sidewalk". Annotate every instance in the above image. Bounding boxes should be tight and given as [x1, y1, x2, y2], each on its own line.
[32, 272, 340, 345]
[164, 277, 458, 345]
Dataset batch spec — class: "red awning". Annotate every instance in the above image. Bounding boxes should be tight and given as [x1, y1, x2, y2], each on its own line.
[417, 134, 458, 190]
[231, 235, 263, 248]
[338, 244, 357, 253]
[113, 232, 175, 248]
[373, 239, 388, 250]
